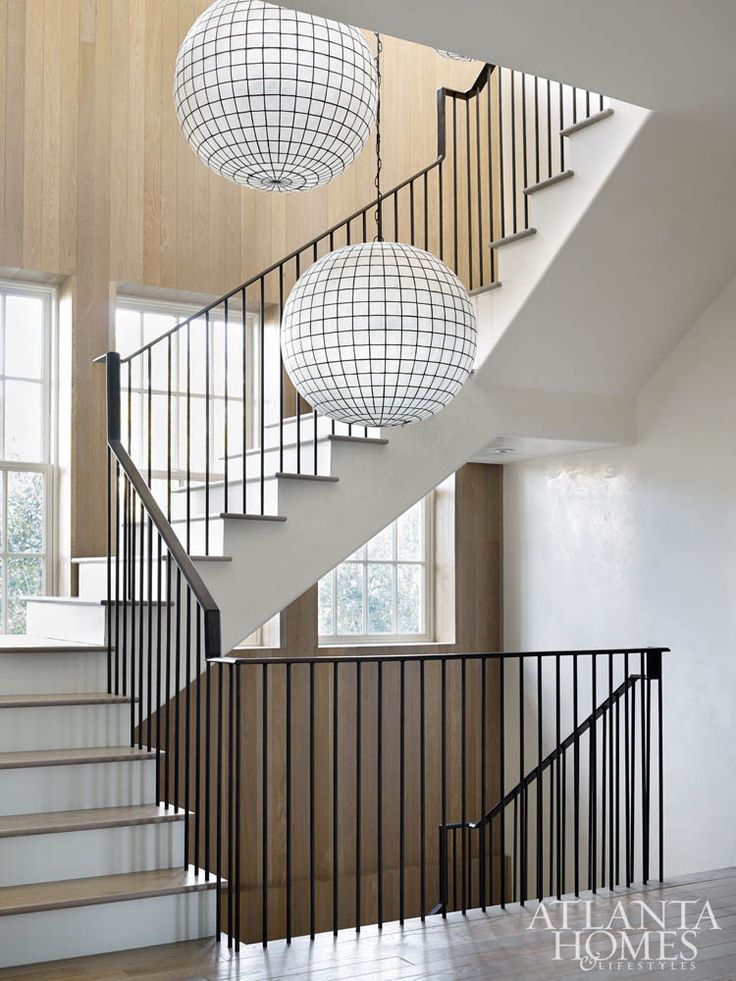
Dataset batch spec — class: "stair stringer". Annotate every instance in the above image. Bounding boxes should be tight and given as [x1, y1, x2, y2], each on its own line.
[195, 98, 652, 654]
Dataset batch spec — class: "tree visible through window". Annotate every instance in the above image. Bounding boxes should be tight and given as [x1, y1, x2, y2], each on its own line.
[0, 286, 53, 633]
[318, 496, 433, 644]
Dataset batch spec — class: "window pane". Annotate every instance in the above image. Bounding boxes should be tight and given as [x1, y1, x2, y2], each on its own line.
[367, 563, 393, 634]
[5, 295, 45, 379]
[7, 555, 44, 634]
[397, 564, 423, 634]
[397, 501, 423, 560]
[7, 470, 44, 552]
[4, 380, 44, 461]
[115, 308, 142, 359]
[336, 564, 363, 635]
[346, 544, 365, 562]
[367, 525, 393, 560]
[0, 558, 3, 629]
[318, 575, 334, 636]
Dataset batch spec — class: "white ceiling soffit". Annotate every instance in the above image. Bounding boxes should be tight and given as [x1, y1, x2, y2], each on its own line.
[275, 0, 736, 132]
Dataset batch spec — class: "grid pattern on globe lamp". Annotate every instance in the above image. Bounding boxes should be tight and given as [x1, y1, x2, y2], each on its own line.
[174, 0, 378, 191]
[281, 242, 477, 427]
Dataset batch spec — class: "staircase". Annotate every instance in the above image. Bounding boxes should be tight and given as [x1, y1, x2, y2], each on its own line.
[0, 64, 662, 967]
[0, 636, 216, 969]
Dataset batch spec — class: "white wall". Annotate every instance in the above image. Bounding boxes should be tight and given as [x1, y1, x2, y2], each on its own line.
[503, 272, 736, 878]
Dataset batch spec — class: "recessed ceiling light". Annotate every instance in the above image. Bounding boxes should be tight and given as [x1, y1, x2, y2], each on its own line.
[487, 446, 515, 455]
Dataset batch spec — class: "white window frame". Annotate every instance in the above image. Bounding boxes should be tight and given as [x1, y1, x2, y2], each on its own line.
[319, 493, 435, 646]
[115, 296, 258, 484]
[0, 281, 57, 630]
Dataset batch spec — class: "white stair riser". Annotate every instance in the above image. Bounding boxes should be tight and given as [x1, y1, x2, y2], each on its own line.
[77, 562, 170, 602]
[0, 759, 157, 815]
[26, 601, 108, 645]
[0, 820, 185, 886]
[0, 702, 130, 751]
[26, 601, 172, 646]
[171, 476, 280, 524]
[0, 652, 107, 694]
[0, 889, 216, 968]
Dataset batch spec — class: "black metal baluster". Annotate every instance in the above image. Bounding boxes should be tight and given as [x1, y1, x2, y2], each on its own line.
[183, 589, 192, 867]
[216, 664, 224, 930]
[498, 69, 506, 238]
[624, 651, 631, 886]
[461, 657, 467, 913]
[559, 82, 565, 170]
[224, 298, 229, 515]
[106, 450, 112, 694]
[590, 654, 598, 892]
[227, 664, 235, 947]
[441, 658, 447, 916]
[174, 568, 182, 812]
[510, 70, 518, 233]
[241, 287, 247, 513]
[452, 99, 458, 274]
[377, 660, 384, 928]
[309, 661, 316, 939]
[615, 658, 621, 887]
[480, 657, 487, 910]
[186, 322, 192, 552]
[399, 659, 406, 923]
[499, 656, 506, 907]
[205, 312, 211, 554]
[146, 502, 153, 752]
[555, 654, 561, 899]
[333, 660, 339, 935]
[278, 269, 285, 472]
[658, 660, 664, 882]
[519, 654, 526, 904]
[536, 655, 543, 899]
[573, 654, 580, 896]
[601, 673, 607, 890]
[155, 534, 162, 803]
[127, 478, 135, 744]
[465, 99, 473, 289]
[164, 552, 172, 808]
[355, 661, 362, 930]
[235, 666, 242, 949]
[534, 75, 540, 184]
[522, 72, 529, 227]
[259, 279, 265, 510]
[475, 92, 484, 285]
[642, 652, 650, 884]
[546, 79, 552, 179]
[138, 499, 145, 748]
[200, 627, 207, 878]
[609, 653, 615, 889]
[420, 659, 426, 918]
[285, 662, 292, 942]
[262, 663, 268, 945]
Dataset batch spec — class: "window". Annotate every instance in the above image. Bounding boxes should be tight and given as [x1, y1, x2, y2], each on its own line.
[0, 285, 54, 633]
[319, 495, 433, 644]
[115, 298, 262, 497]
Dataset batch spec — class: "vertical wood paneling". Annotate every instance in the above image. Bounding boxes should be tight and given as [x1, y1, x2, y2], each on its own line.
[58, 0, 79, 275]
[126, 0, 145, 283]
[158, 0, 179, 287]
[40, 0, 62, 275]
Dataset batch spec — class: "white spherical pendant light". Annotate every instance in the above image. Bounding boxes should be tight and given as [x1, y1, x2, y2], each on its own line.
[174, 0, 378, 191]
[281, 242, 477, 427]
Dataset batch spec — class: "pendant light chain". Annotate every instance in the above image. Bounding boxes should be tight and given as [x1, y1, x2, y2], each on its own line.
[374, 32, 383, 242]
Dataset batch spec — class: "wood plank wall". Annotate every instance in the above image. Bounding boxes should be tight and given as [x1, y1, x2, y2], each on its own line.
[0, 0, 479, 567]
[158, 463, 505, 942]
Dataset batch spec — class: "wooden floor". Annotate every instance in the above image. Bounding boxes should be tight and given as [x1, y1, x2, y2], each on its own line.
[1, 867, 734, 980]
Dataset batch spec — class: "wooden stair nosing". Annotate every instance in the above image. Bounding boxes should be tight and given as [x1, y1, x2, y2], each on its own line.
[0, 804, 188, 839]
[0, 693, 134, 709]
[0, 867, 218, 917]
[560, 107, 614, 137]
[0, 745, 157, 770]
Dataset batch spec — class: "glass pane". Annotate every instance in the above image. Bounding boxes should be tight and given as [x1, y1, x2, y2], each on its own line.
[4, 380, 44, 461]
[367, 562, 393, 634]
[336, 563, 363, 635]
[7, 556, 44, 634]
[5, 294, 45, 379]
[397, 500, 424, 560]
[7, 470, 44, 552]
[346, 544, 365, 562]
[397, 564, 423, 635]
[143, 313, 176, 391]
[318, 575, 334, 636]
[367, 524, 393, 561]
[0, 558, 3, 631]
[115, 308, 142, 359]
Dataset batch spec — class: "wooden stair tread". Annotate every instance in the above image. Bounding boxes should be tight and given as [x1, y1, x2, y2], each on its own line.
[0, 804, 187, 838]
[0, 867, 217, 916]
[0, 693, 131, 708]
[0, 746, 156, 770]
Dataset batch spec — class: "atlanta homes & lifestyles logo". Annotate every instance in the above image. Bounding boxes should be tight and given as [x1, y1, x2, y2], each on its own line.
[527, 898, 721, 971]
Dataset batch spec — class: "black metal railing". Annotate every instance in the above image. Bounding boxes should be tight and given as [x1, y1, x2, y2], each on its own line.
[437, 648, 666, 915]
[163, 646, 663, 948]
[101, 65, 606, 557]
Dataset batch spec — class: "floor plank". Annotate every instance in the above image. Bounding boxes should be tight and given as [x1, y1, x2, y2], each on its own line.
[0, 868, 732, 979]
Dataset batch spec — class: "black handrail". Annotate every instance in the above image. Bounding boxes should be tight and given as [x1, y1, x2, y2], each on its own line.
[101, 350, 222, 657]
